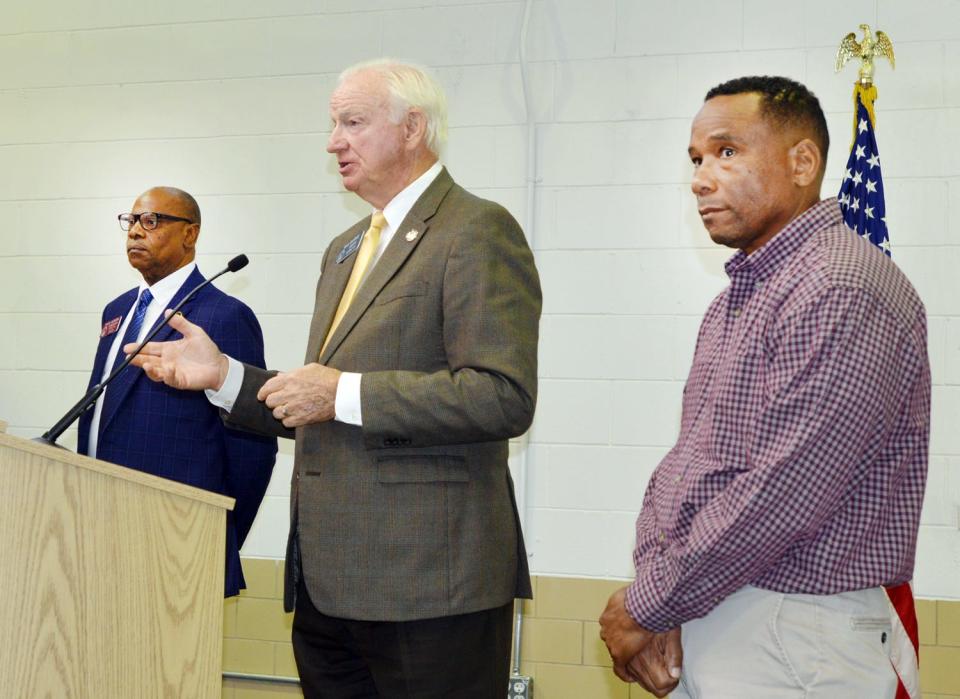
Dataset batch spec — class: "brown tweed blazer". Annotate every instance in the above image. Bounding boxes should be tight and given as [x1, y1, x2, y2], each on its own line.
[226, 168, 541, 621]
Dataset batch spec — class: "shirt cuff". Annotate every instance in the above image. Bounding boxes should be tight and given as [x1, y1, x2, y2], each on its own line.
[625, 552, 678, 633]
[626, 548, 724, 632]
[335, 371, 363, 426]
[205, 355, 244, 412]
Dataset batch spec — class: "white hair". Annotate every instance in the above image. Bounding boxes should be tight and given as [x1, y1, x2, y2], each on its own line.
[339, 59, 448, 156]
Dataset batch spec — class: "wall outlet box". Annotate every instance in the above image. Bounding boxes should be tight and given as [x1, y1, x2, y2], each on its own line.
[508, 675, 532, 698]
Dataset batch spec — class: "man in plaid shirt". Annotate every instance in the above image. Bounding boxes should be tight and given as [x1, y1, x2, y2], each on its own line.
[599, 76, 930, 697]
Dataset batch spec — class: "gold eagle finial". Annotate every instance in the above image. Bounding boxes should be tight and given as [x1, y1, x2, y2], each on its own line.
[836, 23, 895, 86]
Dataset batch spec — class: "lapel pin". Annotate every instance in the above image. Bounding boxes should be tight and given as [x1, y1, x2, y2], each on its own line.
[101, 316, 122, 338]
[405, 229, 419, 242]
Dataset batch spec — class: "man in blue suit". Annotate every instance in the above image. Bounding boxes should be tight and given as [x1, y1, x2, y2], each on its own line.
[78, 185, 277, 596]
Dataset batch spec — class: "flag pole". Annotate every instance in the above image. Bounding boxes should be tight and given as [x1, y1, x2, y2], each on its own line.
[836, 24, 918, 699]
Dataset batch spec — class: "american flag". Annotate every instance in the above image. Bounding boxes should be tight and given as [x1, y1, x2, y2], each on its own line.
[837, 90, 890, 255]
[837, 84, 920, 699]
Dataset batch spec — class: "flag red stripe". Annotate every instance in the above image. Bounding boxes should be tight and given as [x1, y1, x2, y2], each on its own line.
[886, 582, 920, 661]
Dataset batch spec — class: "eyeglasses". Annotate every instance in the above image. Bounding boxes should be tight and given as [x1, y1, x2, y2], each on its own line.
[118, 211, 194, 231]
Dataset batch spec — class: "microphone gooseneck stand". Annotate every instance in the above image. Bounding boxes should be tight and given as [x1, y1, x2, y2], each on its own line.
[35, 255, 249, 448]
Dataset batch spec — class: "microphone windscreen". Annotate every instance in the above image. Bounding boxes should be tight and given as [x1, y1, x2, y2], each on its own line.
[227, 254, 249, 273]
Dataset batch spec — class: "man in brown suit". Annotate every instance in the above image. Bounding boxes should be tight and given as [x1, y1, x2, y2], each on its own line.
[130, 59, 541, 697]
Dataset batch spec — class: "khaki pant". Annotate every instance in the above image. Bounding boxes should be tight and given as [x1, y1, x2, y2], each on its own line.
[672, 585, 898, 698]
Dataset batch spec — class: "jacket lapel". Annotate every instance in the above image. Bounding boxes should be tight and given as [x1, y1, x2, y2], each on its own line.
[145, 266, 205, 345]
[304, 219, 369, 363]
[78, 291, 137, 451]
[318, 168, 454, 364]
[98, 267, 205, 436]
[89, 292, 137, 391]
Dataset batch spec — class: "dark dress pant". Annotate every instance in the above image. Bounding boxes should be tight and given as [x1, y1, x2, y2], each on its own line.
[292, 579, 514, 698]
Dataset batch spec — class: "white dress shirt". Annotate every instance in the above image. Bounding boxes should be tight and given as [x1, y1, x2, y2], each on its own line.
[88, 261, 197, 458]
[208, 162, 444, 425]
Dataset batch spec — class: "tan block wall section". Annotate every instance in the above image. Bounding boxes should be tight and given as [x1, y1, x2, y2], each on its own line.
[223, 560, 960, 698]
[223, 558, 303, 699]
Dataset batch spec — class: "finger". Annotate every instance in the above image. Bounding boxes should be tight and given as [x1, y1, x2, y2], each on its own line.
[640, 657, 676, 695]
[649, 653, 681, 696]
[664, 628, 683, 680]
[165, 310, 199, 337]
[124, 341, 151, 357]
[612, 662, 634, 683]
[138, 359, 163, 382]
[626, 655, 652, 686]
[263, 391, 283, 410]
[257, 373, 288, 402]
[127, 353, 147, 368]
[628, 664, 673, 699]
[133, 355, 172, 382]
[141, 359, 171, 384]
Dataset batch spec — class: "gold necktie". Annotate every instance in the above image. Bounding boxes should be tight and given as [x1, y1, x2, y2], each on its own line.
[320, 211, 386, 356]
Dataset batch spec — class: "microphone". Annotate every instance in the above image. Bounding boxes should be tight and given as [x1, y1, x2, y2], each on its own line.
[36, 255, 250, 448]
[228, 254, 249, 273]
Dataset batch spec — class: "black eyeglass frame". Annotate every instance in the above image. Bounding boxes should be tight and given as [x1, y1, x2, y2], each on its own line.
[118, 211, 194, 231]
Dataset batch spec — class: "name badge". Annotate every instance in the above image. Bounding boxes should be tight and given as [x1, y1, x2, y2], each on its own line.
[336, 230, 364, 264]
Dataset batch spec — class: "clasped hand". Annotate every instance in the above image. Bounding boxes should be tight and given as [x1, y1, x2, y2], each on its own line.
[258, 363, 340, 428]
[598, 587, 682, 697]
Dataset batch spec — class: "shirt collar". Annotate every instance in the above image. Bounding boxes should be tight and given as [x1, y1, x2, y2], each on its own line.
[139, 261, 197, 307]
[724, 199, 842, 280]
[381, 161, 443, 231]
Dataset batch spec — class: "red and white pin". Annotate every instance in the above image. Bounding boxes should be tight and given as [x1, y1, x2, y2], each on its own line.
[101, 316, 122, 338]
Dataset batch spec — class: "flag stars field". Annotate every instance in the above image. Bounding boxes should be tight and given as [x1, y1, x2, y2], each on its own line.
[837, 89, 889, 254]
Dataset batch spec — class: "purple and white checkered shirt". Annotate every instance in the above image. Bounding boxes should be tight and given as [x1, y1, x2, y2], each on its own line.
[626, 199, 930, 633]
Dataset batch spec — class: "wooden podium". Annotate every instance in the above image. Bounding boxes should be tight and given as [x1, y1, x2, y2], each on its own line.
[0, 427, 233, 697]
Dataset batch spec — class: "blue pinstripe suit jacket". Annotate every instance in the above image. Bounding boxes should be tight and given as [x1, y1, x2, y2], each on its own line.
[78, 266, 277, 596]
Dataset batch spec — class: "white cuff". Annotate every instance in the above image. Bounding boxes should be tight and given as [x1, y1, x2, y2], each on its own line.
[205, 356, 244, 412]
[335, 371, 363, 426]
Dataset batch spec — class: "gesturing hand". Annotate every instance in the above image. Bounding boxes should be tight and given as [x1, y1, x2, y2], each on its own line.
[257, 363, 342, 428]
[127, 310, 229, 391]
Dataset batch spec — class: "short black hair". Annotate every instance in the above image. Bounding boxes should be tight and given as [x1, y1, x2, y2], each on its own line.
[705, 76, 829, 167]
[155, 186, 201, 225]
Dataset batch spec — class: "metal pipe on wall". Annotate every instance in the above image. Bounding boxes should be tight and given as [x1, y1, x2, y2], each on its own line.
[510, 0, 538, 696]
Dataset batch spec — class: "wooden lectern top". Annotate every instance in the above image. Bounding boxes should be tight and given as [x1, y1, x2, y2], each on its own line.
[0, 431, 234, 510]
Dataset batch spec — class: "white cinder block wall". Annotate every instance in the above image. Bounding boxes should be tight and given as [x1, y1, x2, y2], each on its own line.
[0, 0, 957, 598]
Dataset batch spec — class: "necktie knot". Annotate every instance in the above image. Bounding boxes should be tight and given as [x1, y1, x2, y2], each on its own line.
[366, 211, 386, 249]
